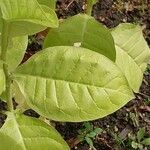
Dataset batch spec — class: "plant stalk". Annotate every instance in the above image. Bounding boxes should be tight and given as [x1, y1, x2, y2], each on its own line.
[3, 64, 13, 112]
[1, 20, 13, 112]
[86, 0, 97, 16]
[86, 0, 93, 16]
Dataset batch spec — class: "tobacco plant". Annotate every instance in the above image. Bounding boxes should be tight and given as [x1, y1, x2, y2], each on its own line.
[0, 0, 150, 149]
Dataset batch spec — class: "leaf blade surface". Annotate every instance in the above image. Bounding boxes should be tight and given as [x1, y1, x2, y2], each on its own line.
[14, 46, 134, 122]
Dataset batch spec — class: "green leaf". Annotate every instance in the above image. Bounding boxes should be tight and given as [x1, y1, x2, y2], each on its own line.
[87, 132, 97, 138]
[0, 0, 58, 37]
[93, 128, 103, 134]
[44, 14, 116, 61]
[85, 137, 93, 146]
[0, 35, 27, 102]
[141, 138, 150, 145]
[0, 112, 69, 150]
[37, 0, 56, 10]
[137, 128, 145, 142]
[14, 46, 134, 122]
[111, 23, 150, 92]
[0, 34, 28, 71]
[0, 61, 5, 95]
[131, 141, 138, 149]
[84, 122, 93, 131]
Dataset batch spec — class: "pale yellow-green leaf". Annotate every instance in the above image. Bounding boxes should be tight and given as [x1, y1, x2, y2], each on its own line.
[14, 46, 134, 122]
[0, 112, 70, 150]
[0, 0, 58, 37]
[0, 35, 27, 102]
[111, 23, 150, 92]
[0, 34, 28, 71]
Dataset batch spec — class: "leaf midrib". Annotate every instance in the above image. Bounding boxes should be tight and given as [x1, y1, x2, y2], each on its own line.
[15, 73, 126, 91]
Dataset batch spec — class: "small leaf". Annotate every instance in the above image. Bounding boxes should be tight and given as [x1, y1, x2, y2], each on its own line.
[87, 132, 97, 138]
[94, 128, 103, 134]
[137, 128, 145, 142]
[14, 46, 134, 122]
[85, 137, 93, 146]
[137, 143, 143, 149]
[111, 23, 150, 92]
[141, 138, 150, 145]
[131, 141, 138, 149]
[0, 112, 69, 150]
[84, 122, 93, 131]
[44, 14, 116, 61]
[0, 0, 58, 37]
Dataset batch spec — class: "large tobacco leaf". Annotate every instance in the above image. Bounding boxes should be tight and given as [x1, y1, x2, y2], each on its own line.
[37, 0, 56, 10]
[111, 23, 150, 92]
[0, 61, 5, 95]
[14, 46, 134, 122]
[0, 112, 69, 150]
[0, 0, 58, 37]
[44, 14, 116, 61]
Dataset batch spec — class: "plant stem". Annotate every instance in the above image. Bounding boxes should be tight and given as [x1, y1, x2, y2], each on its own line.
[3, 64, 13, 111]
[1, 20, 13, 112]
[86, 0, 94, 16]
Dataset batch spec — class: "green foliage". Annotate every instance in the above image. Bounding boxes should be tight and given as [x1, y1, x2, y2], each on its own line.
[0, 112, 69, 150]
[78, 122, 102, 148]
[0, 35, 28, 71]
[44, 14, 150, 93]
[0, 0, 150, 149]
[0, 0, 58, 37]
[44, 14, 116, 61]
[111, 23, 150, 92]
[129, 128, 150, 149]
[14, 46, 134, 122]
[0, 0, 69, 149]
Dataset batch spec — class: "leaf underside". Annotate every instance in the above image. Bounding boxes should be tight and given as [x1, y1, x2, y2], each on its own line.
[44, 14, 116, 61]
[14, 46, 134, 122]
[0, 113, 69, 150]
